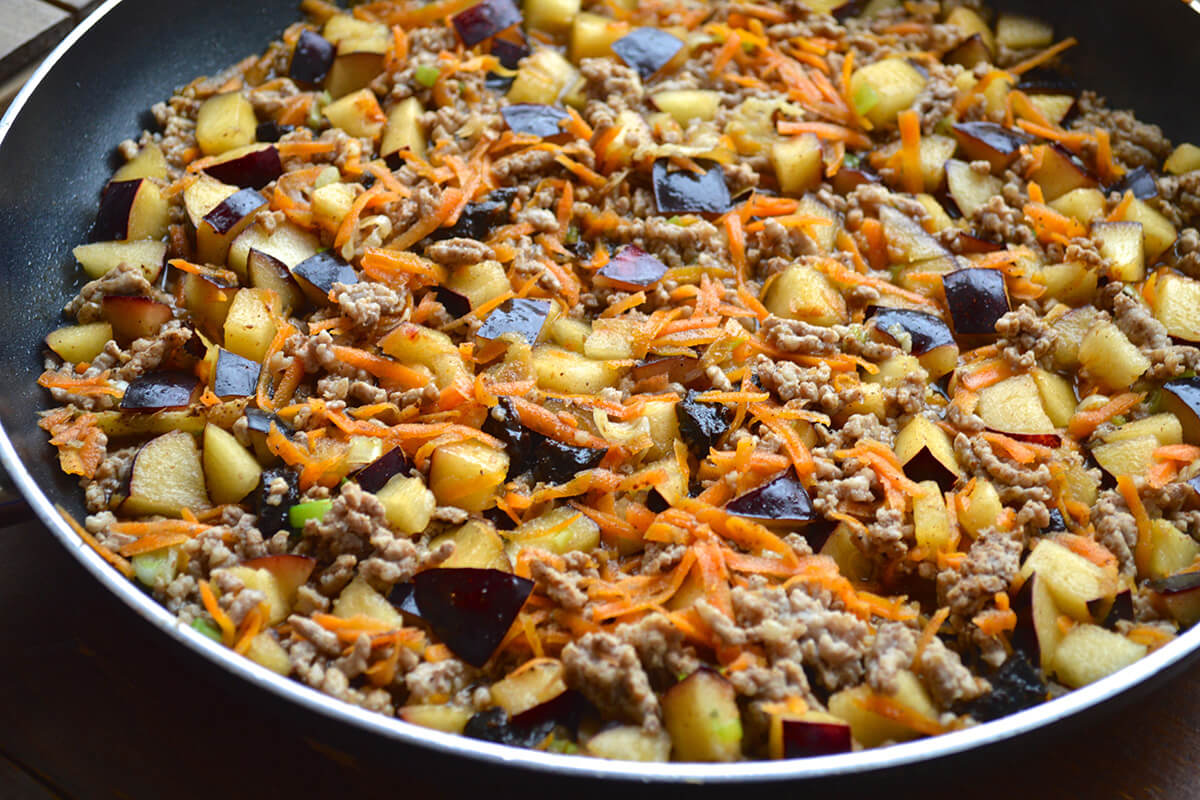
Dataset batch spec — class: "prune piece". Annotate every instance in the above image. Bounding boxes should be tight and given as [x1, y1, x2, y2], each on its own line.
[597, 245, 667, 290]
[353, 447, 413, 493]
[500, 103, 569, 138]
[963, 652, 1046, 722]
[212, 348, 261, 398]
[477, 298, 552, 343]
[676, 390, 731, 459]
[610, 28, 684, 80]
[120, 372, 198, 410]
[652, 159, 732, 215]
[411, 567, 534, 666]
[253, 466, 300, 538]
[725, 468, 816, 524]
[646, 488, 670, 513]
[532, 438, 607, 485]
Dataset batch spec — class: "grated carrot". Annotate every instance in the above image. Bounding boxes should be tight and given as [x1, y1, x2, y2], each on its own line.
[897, 109, 923, 195]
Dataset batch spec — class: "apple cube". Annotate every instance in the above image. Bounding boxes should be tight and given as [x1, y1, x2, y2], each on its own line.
[430, 519, 512, 571]
[912, 481, 953, 552]
[244, 632, 292, 675]
[651, 89, 720, 126]
[995, 14, 1053, 49]
[203, 423, 262, 504]
[121, 430, 209, 517]
[763, 263, 847, 325]
[489, 659, 566, 716]
[957, 478, 1003, 538]
[381, 96, 427, 165]
[585, 726, 671, 762]
[333, 575, 405, 628]
[977, 374, 1056, 435]
[73, 239, 166, 282]
[504, 505, 601, 559]
[849, 57, 926, 127]
[429, 440, 509, 511]
[323, 88, 386, 141]
[662, 669, 743, 762]
[200, 143, 283, 190]
[1092, 221, 1145, 282]
[945, 159, 1002, 219]
[1078, 319, 1150, 391]
[827, 670, 936, 748]
[46, 321, 113, 363]
[247, 250, 307, 316]
[112, 143, 169, 182]
[375, 473, 436, 534]
[1020, 538, 1120, 622]
[1052, 624, 1146, 689]
[195, 92, 257, 156]
[223, 288, 280, 363]
[771, 134, 823, 196]
[1124, 198, 1177, 264]
[1165, 143, 1200, 175]
[894, 414, 962, 490]
[532, 345, 624, 393]
[569, 12, 629, 62]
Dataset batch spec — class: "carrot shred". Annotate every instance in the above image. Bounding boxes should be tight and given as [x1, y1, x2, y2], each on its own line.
[897, 109, 923, 195]
[1067, 392, 1144, 438]
[1007, 36, 1079, 76]
[57, 504, 134, 578]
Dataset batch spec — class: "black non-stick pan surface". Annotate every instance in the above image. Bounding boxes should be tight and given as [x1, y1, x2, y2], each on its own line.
[2, 0, 1200, 789]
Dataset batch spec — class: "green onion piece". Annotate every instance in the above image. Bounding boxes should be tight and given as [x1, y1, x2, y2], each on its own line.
[415, 64, 441, 88]
[564, 225, 579, 244]
[1112, 415, 1128, 427]
[289, 499, 333, 529]
[842, 152, 862, 169]
[667, 215, 686, 226]
[853, 83, 879, 116]
[192, 618, 223, 642]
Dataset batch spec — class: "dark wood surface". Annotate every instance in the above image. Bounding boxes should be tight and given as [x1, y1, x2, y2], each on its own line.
[2, 513, 1198, 800]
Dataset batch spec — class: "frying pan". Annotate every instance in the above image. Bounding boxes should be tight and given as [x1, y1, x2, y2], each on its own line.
[3, 0, 1200, 784]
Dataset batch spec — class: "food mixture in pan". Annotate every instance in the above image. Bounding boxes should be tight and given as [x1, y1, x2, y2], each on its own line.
[36, 0, 1200, 762]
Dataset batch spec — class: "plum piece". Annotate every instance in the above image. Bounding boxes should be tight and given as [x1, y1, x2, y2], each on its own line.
[596, 245, 668, 290]
[676, 390, 731, 459]
[353, 446, 414, 493]
[255, 121, 293, 143]
[199, 188, 268, 265]
[962, 652, 1046, 722]
[500, 103, 569, 138]
[652, 160, 732, 215]
[253, 466, 300, 537]
[120, 372, 199, 410]
[945, 33, 992, 70]
[942, 268, 1010, 335]
[463, 708, 554, 749]
[293, 251, 357, 304]
[482, 398, 538, 477]
[1162, 378, 1200, 444]
[477, 298, 552, 343]
[1042, 508, 1068, 533]
[212, 348, 261, 398]
[630, 354, 705, 388]
[831, 163, 881, 195]
[779, 717, 853, 758]
[429, 188, 516, 242]
[485, 72, 516, 93]
[1148, 572, 1200, 594]
[1017, 68, 1079, 96]
[410, 567, 534, 666]
[101, 295, 173, 344]
[491, 36, 530, 69]
[867, 306, 955, 357]
[511, 688, 589, 736]
[1099, 589, 1135, 627]
[951, 122, 1033, 173]
[611, 28, 684, 80]
[531, 438, 607, 485]
[1106, 165, 1158, 200]
[725, 468, 815, 525]
[646, 488, 670, 512]
[247, 249, 307, 315]
[290, 29, 336, 86]
[244, 407, 291, 437]
[92, 179, 167, 242]
[388, 581, 423, 617]
[955, 232, 1004, 254]
[433, 286, 472, 318]
[452, 0, 522, 47]
[201, 144, 283, 190]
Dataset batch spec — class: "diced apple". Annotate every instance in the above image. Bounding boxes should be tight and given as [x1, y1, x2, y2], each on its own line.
[202, 423, 262, 505]
[73, 239, 166, 282]
[490, 659, 566, 716]
[1145, 519, 1200, 580]
[532, 344, 623, 393]
[1028, 94, 1076, 125]
[222, 288, 280, 363]
[509, 48, 580, 105]
[1101, 413, 1182, 447]
[311, 181, 358, 231]
[763, 263, 847, 325]
[247, 250, 306, 316]
[1031, 368, 1076, 427]
[849, 57, 926, 127]
[1165, 143, 1200, 176]
[381, 97, 427, 165]
[952, 122, 1030, 173]
[229, 219, 319, 278]
[771, 134, 823, 196]
[121, 430, 209, 517]
[399, 704, 474, 734]
[323, 15, 390, 98]
[958, 478, 1003, 537]
[944, 6, 995, 53]
[945, 159, 1002, 219]
[585, 726, 671, 762]
[1091, 436, 1157, 479]
[525, 0, 579, 32]
[1052, 624, 1146, 689]
[1092, 221, 1145, 282]
[112, 143, 169, 182]
[662, 670, 743, 762]
[430, 520, 511, 571]
[428, 440, 508, 511]
[195, 92, 257, 156]
[1124, 198, 1177, 264]
[895, 414, 962, 490]
[1049, 305, 1101, 371]
[1152, 273, 1200, 341]
[375, 473, 436, 534]
[244, 632, 292, 675]
[827, 670, 936, 748]
[1077, 319, 1150, 391]
[504, 505, 600, 559]
[569, 12, 629, 62]
[182, 272, 236, 340]
[446, 260, 511, 308]
[323, 88, 386, 141]
[46, 321, 113, 363]
[977, 374, 1056, 435]
[995, 14, 1054, 50]
[651, 89, 720, 126]
[913, 480, 953, 552]
[1038, 261, 1097, 306]
[1028, 144, 1095, 202]
[198, 189, 268, 266]
[333, 574, 404, 628]
[1020, 538, 1120, 622]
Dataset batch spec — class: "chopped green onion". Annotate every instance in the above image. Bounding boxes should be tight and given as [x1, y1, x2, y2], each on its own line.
[192, 618, 223, 642]
[307, 90, 331, 129]
[852, 83, 879, 116]
[667, 215, 687, 226]
[289, 499, 333, 529]
[1112, 415, 1128, 427]
[842, 152, 862, 169]
[564, 225, 579, 244]
[415, 64, 441, 88]
[934, 116, 955, 135]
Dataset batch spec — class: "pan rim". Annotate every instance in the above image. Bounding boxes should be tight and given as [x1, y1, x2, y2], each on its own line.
[3, 0, 1200, 782]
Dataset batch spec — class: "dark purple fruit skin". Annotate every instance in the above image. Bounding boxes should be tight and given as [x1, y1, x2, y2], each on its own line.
[477, 298, 551, 343]
[1164, 378, 1200, 432]
[598, 245, 668, 289]
[255, 121, 294, 143]
[676, 389, 731, 459]
[433, 286, 472, 319]
[726, 468, 815, 524]
[212, 348, 261, 398]
[1017, 68, 1080, 96]
[960, 652, 1046, 722]
[1106, 165, 1158, 200]
[244, 408, 291, 436]
[452, 0, 522, 47]
[611, 27, 684, 79]
[652, 160, 732, 215]
[253, 466, 300, 537]
[952, 121, 1033, 168]
[120, 372, 199, 410]
[294, 251, 358, 295]
[511, 689, 589, 735]
[290, 30, 335, 85]
[831, 164, 881, 195]
[867, 306, 954, 356]
[901, 447, 959, 492]
[92, 179, 142, 241]
[388, 582, 422, 617]
[353, 447, 413, 493]
[491, 36, 530, 69]
[410, 567, 534, 667]
[428, 188, 516, 242]
[1148, 571, 1200, 594]
[463, 708, 554, 749]
[485, 72, 516, 93]
[203, 189, 267, 234]
[1009, 577, 1039, 663]
[1101, 589, 1135, 627]
[532, 438, 607, 486]
[202, 146, 283, 190]
[631, 355, 705, 388]
[1042, 508, 1068, 533]
[500, 103, 570, 138]
[942, 268, 1010, 335]
[482, 398, 537, 479]
[780, 719, 853, 758]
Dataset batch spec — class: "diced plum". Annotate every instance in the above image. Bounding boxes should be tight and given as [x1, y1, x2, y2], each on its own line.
[254, 121, 294, 143]
[433, 286, 472, 319]
[945, 33, 991, 69]
[676, 390, 731, 459]
[500, 103, 569, 138]
[725, 468, 815, 524]
[212, 348, 261, 398]
[831, 164, 881, 195]
[453, 0, 522, 47]
[962, 652, 1046, 722]
[596, 245, 668, 290]
[92, 179, 168, 242]
[429, 188, 516, 242]
[531, 438, 607, 485]
[778, 717, 853, 758]
[491, 36, 530, 69]
[610, 27, 684, 80]
[1106, 165, 1158, 200]
[477, 298, 552, 343]
[1162, 378, 1200, 444]
[290, 29, 336, 86]
[652, 160, 732, 215]
[247, 249, 307, 316]
[630, 354, 705, 388]
[201, 144, 283, 190]
[120, 372, 199, 410]
[293, 251, 358, 304]
[867, 306, 954, 356]
[101, 295, 173, 344]
[942, 268, 1010, 335]
[410, 567, 534, 666]
[253, 466, 300, 537]
[353, 447, 414, 493]
[952, 122, 1033, 173]
[242, 554, 317, 600]
[199, 188, 268, 265]
[462, 708, 554, 749]
[1017, 68, 1079, 96]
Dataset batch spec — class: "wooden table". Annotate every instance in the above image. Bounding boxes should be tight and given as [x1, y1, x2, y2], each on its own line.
[0, 0, 99, 113]
[2, 510, 1199, 800]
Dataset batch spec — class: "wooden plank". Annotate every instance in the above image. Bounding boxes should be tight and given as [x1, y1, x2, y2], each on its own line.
[0, 0, 71, 83]
[43, 0, 101, 19]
